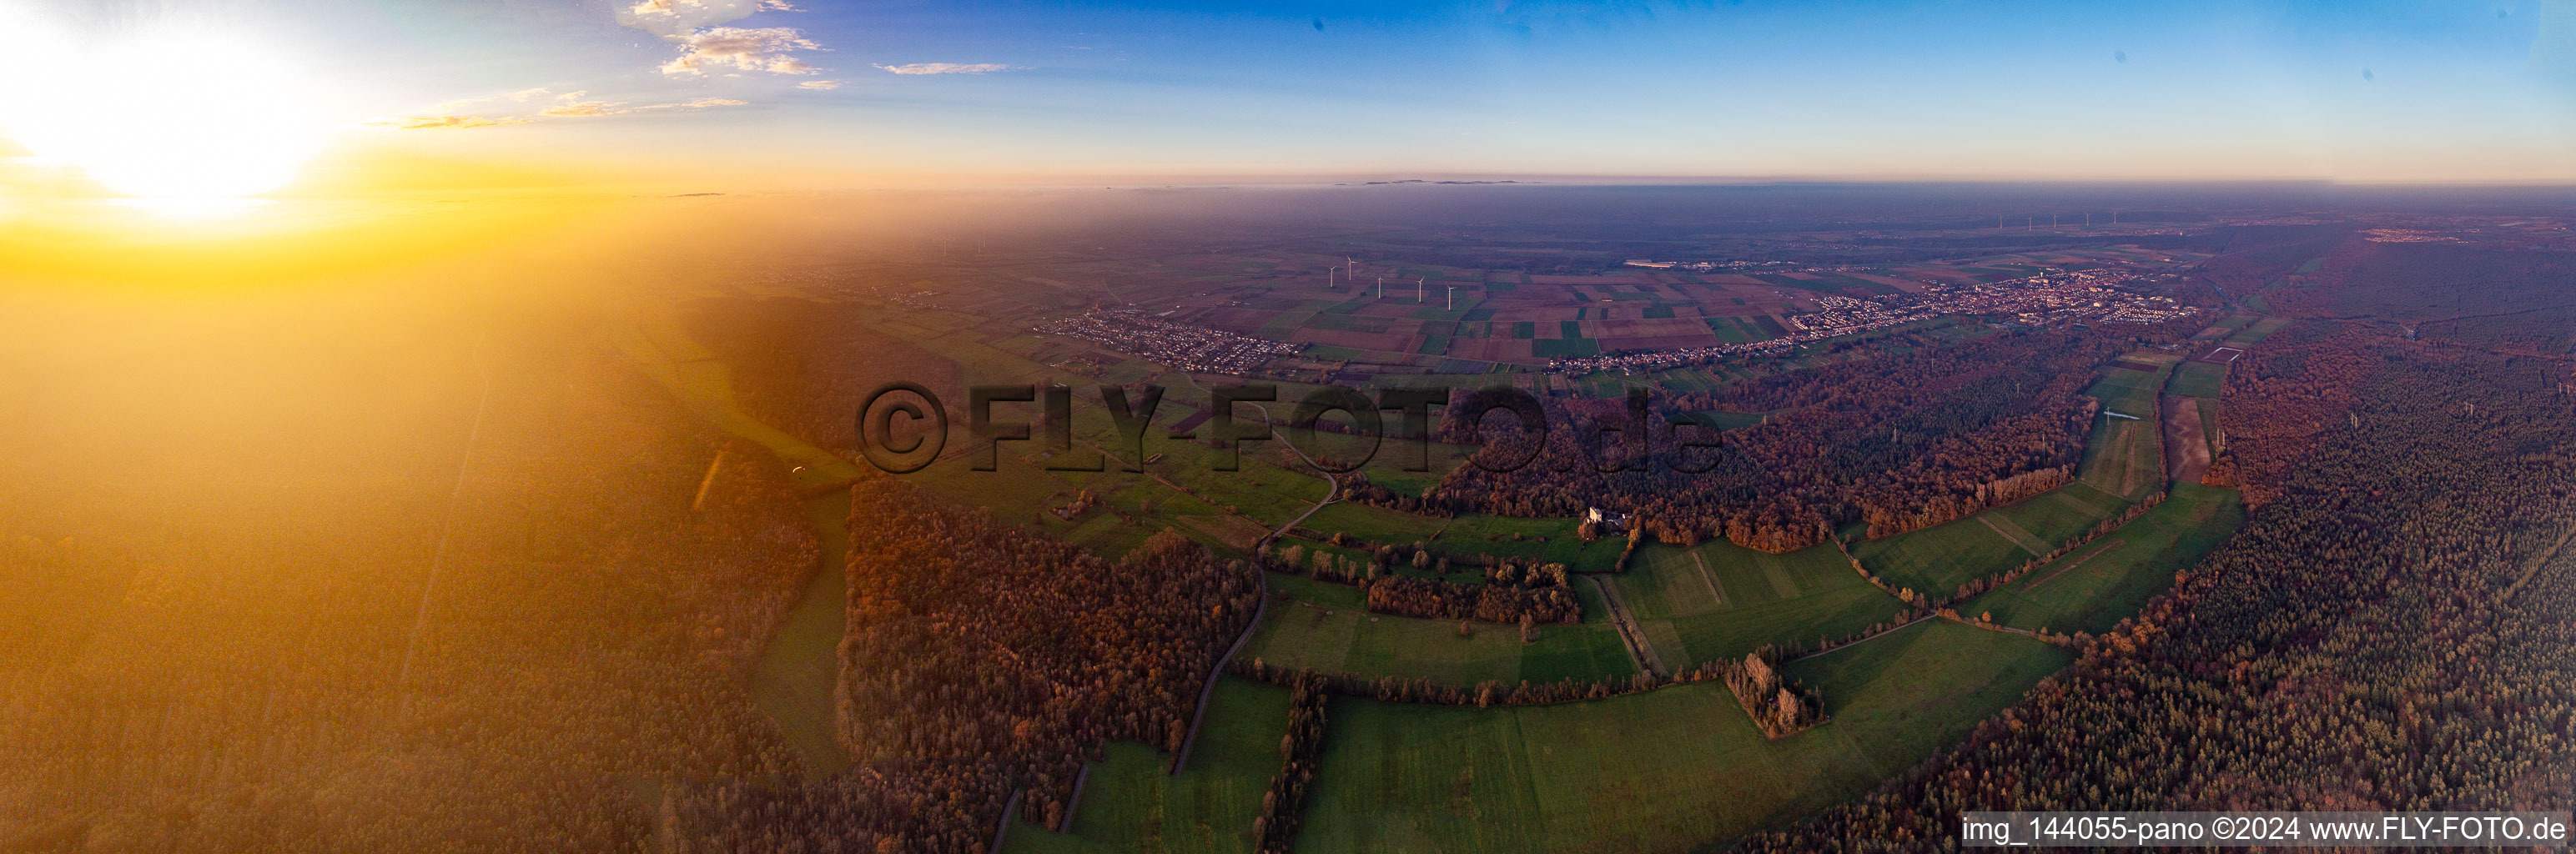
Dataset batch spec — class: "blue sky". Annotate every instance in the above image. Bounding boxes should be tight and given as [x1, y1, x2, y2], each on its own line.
[22, 0, 2576, 185]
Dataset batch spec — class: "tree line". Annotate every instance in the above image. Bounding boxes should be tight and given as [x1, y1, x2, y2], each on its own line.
[1251, 676, 1330, 854]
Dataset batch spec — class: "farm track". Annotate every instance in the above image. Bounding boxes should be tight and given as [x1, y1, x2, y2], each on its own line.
[2020, 537, 2124, 592]
[1943, 612, 2050, 642]
[1171, 424, 1331, 775]
[1787, 613, 1938, 664]
[1690, 552, 1728, 607]
[1585, 575, 1669, 677]
[1976, 514, 2050, 558]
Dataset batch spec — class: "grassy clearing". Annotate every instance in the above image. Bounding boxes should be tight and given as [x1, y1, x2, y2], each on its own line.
[2084, 356, 2173, 414]
[1296, 505, 1623, 570]
[1968, 484, 2245, 635]
[2230, 317, 2290, 344]
[1306, 501, 1447, 544]
[1987, 486, 2128, 546]
[2079, 414, 2164, 501]
[1614, 540, 1905, 666]
[1856, 478, 2136, 600]
[2171, 362, 2228, 399]
[1244, 575, 1638, 685]
[2077, 354, 2176, 501]
[1431, 515, 1612, 566]
[1853, 510, 2026, 600]
[1295, 620, 2070, 853]
[1004, 679, 1286, 854]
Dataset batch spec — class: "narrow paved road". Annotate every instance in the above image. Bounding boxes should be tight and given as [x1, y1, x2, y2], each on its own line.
[1172, 423, 1331, 775]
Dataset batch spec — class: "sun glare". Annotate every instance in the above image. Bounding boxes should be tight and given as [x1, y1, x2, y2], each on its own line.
[3, 23, 331, 204]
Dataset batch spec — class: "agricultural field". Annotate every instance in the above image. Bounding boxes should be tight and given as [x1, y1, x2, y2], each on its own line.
[1967, 484, 2246, 635]
[1613, 540, 1904, 666]
[1244, 575, 1638, 685]
[1004, 679, 1288, 854]
[1291, 620, 2071, 853]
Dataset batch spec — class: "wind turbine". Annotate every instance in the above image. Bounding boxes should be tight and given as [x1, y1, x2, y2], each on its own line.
[1416, 278, 1425, 303]
[1446, 284, 1456, 310]
[1346, 257, 1357, 281]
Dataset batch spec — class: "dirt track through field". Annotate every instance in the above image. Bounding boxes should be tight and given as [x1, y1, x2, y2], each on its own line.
[2022, 537, 2124, 592]
[1690, 552, 1728, 607]
[1587, 575, 1668, 677]
[2163, 397, 2212, 483]
[1978, 514, 2050, 558]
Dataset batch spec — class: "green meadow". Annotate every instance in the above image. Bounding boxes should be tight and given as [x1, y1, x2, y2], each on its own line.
[1292, 620, 2070, 853]
[1968, 484, 2245, 635]
[1613, 539, 1904, 666]
[1004, 679, 1287, 854]
[1243, 575, 1638, 685]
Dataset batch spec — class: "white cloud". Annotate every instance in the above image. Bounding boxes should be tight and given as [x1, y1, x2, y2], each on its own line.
[875, 63, 1017, 75]
[616, 0, 825, 77]
[376, 115, 530, 130]
[541, 100, 622, 118]
[660, 26, 824, 76]
[797, 79, 842, 90]
[618, 0, 795, 38]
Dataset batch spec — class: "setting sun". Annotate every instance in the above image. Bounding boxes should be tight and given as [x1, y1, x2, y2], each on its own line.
[2, 23, 330, 203]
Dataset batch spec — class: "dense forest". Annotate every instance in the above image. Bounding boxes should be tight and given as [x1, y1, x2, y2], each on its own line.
[686, 298, 968, 456]
[1421, 319, 2198, 552]
[0, 333, 821, 853]
[1739, 330, 2576, 850]
[667, 480, 1260, 852]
